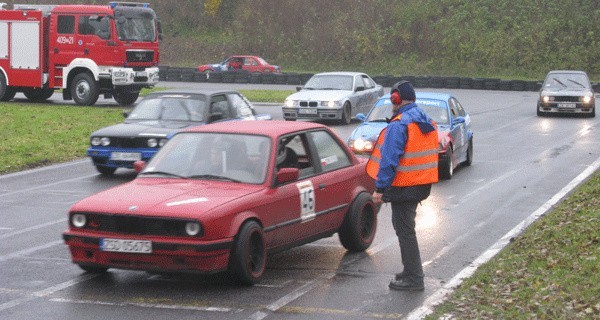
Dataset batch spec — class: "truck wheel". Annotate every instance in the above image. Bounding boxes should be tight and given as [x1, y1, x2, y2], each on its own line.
[338, 192, 377, 252]
[228, 220, 266, 286]
[113, 89, 140, 106]
[71, 73, 99, 106]
[0, 73, 16, 101]
[23, 88, 55, 102]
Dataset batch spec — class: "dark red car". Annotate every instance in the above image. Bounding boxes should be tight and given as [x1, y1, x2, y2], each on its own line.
[197, 55, 281, 74]
[63, 121, 378, 285]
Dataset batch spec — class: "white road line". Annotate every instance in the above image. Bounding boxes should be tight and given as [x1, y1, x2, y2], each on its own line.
[406, 155, 600, 320]
[49, 298, 240, 313]
[0, 240, 63, 262]
[0, 273, 99, 312]
[0, 219, 67, 240]
[0, 159, 88, 180]
[0, 173, 98, 198]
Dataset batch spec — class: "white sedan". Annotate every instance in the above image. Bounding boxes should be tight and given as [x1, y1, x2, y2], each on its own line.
[282, 72, 384, 124]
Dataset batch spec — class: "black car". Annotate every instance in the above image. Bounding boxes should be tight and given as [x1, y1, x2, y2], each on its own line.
[537, 70, 596, 117]
[87, 90, 271, 175]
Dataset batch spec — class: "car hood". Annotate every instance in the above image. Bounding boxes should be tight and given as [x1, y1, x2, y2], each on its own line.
[287, 89, 353, 101]
[541, 88, 593, 96]
[350, 121, 450, 142]
[91, 121, 203, 137]
[70, 179, 263, 219]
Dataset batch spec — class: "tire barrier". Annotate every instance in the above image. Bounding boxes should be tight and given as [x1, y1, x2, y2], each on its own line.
[157, 66, 600, 92]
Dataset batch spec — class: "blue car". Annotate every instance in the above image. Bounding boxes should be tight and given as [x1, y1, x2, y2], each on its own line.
[347, 92, 474, 179]
[87, 89, 271, 175]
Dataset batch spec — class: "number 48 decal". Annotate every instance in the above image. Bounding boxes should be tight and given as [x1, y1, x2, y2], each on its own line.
[296, 181, 316, 222]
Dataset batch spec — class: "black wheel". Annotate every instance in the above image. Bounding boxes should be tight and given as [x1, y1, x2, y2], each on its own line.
[589, 107, 596, 118]
[338, 192, 377, 252]
[95, 165, 116, 175]
[113, 89, 140, 106]
[78, 264, 108, 273]
[0, 72, 16, 101]
[23, 88, 55, 102]
[340, 102, 352, 125]
[439, 146, 453, 180]
[464, 137, 473, 166]
[228, 221, 266, 286]
[71, 73, 99, 106]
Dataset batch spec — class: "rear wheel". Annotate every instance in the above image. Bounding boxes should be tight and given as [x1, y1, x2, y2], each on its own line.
[113, 89, 140, 106]
[228, 221, 266, 286]
[338, 192, 377, 252]
[71, 73, 99, 106]
[23, 88, 55, 102]
[464, 138, 473, 166]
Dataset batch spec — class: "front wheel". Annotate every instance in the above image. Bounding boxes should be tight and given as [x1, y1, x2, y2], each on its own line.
[338, 192, 377, 252]
[71, 73, 99, 106]
[228, 221, 266, 286]
[439, 147, 454, 180]
[464, 138, 473, 166]
[340, 102, 352, 125]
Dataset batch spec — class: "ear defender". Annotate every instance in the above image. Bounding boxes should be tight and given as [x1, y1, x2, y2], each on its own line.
[391, 91, 402, 105]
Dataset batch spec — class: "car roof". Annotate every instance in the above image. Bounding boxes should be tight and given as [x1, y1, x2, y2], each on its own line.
[181, 120, 328, 136]
[313, 71, 367, 77]
[145, 89, 241, 97]
[378, 92, 453, 101]
[546, 70, 588, 75]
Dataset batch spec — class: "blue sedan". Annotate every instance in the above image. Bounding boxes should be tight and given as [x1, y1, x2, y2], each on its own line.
[347, 92, 474, 179]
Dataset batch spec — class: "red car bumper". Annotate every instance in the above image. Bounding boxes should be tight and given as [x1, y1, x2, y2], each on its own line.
[63, 232, 234, 273]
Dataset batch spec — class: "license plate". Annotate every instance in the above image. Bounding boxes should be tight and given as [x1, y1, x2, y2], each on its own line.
[110, 152, 141, 161]
[298, 108, 318, 114]
[100, 238, 152, 253]
[558, 103, 575, 108]
[135, 71, 146, 77]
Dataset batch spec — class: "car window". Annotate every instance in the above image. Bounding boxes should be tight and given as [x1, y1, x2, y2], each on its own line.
[451, 98, 466, 116]
[418, 99, 450, 125]
[209, 95, 231, 120]
[448, 99, 459, 118]
[362, 75, 374, 89]
[276, 134, 315, 178]
[308, 130, 351, 172]
[355, 75, 365, 90]
[246, 58, 258, 66]
[304, 75, 353, 91]
[227, 93, 255, 118]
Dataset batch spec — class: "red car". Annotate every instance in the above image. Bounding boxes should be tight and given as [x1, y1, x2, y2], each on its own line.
[63, 121, 378, 285]
[197, 55, 281, 74]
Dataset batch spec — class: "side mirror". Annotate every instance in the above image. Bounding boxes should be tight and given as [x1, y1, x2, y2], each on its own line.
[276, 167, 299, 184]
[296, 86, 302, 92]
[453, 116, 465, 125]
[133, 160, 146, 174]
[356, 113, 366, 122]
[122, 111, 130, 118]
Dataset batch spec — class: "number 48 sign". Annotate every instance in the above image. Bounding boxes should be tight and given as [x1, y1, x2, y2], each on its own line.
[296, 181, 316, 222]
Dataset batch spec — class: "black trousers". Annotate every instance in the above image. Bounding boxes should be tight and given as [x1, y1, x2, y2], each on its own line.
[390, 201, 424, 284]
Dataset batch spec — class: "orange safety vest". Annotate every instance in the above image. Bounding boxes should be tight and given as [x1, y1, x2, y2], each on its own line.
[366, 114, 439, 186]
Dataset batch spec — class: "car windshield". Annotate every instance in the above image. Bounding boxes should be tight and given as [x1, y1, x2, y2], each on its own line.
[141, 132, 271, 184]
[127, 95, 207, 121]
[304, 75, 353, 91]
[115, 8, 156, 42]
[365, 97, 450, 125]
[543, 73, 590, 90]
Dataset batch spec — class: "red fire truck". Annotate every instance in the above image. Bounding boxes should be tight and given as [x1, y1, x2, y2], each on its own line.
[0, 2, 160, 106]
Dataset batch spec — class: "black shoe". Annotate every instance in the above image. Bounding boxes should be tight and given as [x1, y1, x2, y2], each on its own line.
[395, 272, 405, 281]
[388, 279, 424, 291]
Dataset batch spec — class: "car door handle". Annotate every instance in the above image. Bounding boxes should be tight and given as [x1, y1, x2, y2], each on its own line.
[319, 183, 326, 189]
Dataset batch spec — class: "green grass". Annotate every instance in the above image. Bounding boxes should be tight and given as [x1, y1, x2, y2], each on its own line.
[426, 171, 600, 319]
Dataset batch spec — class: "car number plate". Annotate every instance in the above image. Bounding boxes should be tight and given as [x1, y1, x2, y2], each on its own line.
[110, 152, 142, 161]
[298, 108, 318, 114]
[100, 238, 152, 253]
[135, 71, 146, 77]
[558, 103, 575, 108]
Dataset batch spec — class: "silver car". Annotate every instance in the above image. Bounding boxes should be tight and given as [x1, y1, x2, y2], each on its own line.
[282, 72, 384, 124]
[537, 70, 596, 117]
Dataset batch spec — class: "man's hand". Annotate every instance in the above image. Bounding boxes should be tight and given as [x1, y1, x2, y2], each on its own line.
[372, 191, 383, 205]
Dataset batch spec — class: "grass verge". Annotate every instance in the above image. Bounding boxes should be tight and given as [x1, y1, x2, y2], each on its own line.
[426, 171, 600, 319]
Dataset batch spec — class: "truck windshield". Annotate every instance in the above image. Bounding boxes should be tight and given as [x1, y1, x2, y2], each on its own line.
[115, 10, 156, 42]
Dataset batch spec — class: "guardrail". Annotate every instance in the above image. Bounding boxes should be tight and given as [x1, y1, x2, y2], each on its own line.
[158, 66, 600, 93]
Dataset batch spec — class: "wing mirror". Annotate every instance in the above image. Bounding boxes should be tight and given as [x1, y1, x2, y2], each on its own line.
[277, 167, 299, 184]
[453, 116, 465, 124]
[356, 113, 366, 122]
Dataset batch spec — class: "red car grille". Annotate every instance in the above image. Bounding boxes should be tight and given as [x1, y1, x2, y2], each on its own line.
[73, 212, 200, 237]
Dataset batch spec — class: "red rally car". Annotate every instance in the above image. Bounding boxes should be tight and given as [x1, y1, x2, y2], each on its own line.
[63, 121, 379, 285]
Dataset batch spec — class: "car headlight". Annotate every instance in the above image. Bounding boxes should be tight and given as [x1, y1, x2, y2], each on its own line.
[321, 100, 339, 108]
[542, 96, 553, 103]
[100, 137, 110, 146]
[91, 137, 101, 146]
[284, 99, 296, 108]
[351, 139, 374, 152]
[159, 138, 168, 147]
[147, 138, 158, 148]
[71, 213, 87, 228]
[185, 221, 202, 236]
[582, 95, 592, 104]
